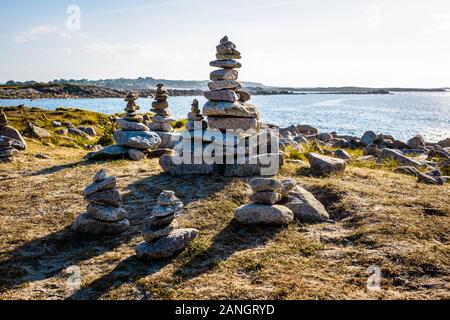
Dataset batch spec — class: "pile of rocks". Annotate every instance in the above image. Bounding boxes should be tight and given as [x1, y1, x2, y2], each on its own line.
[72, 169, 130, 235]
[87, 93, 161, 161]
[136, 191, 199, 260]
[235, 178, 330, 224]
[186, 99, 207, 131]
[0, 109, 27, 163]
[160, 36, 282, 177]
[147, 84, 182, 149]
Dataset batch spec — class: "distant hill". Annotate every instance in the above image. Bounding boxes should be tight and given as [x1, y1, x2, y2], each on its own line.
[4, 77, 264, 91]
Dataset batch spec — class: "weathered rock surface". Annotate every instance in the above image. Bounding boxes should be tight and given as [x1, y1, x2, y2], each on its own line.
[379, 148, 422, 167]
[116, 119, 149, 131]
[250, 191, 282, 205]
[114, 130, 161, 149]
[72, 213, 130, 235]
[208, 80, 242, 91]
[334, 149, 352, 160]
[160, 154, 220, 175]
[208, 116, 258, 131]
[210, 69, 239, 81]
[84, 188, 123, 207]
[128, 148, 146, 161]
[203, 101, 259, 118]
[83, 176, 117, 197]
[407, 135, 426, 149]
[87, 203, 128, 222]
[235, 204, 294, 225]
[249, 178, 281, 192]
[361, 131, 377, 146]
[204, 90, 239, 102]
[281, 186, 330, 222]
[210, 59, 242, 69]
[142, 221, 179, 242]
[0, 127, 27, 150]
[136, 228, 199, 260]
[24, 124, 51, 140]
[308, 153, 347, 174]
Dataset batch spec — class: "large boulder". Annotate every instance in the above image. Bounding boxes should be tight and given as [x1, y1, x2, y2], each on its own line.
[437, 138, 450, 148]
[379, 148, 422, 167]
[308, 153, 347, 174]
[280, 186, 330, 222]
[136, 228, 199, 260]
[235, 204, 294, 225]
[407, 135, 426, 149]
[114, 130, 161, 149]
[361, 131, 377, 146]
[24, 124, 51, 140]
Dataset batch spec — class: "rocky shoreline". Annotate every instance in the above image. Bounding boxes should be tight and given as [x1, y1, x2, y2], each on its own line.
[0, 83, 298, 99]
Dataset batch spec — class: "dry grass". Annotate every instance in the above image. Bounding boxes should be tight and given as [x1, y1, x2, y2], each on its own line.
[0, 140, 449, 300]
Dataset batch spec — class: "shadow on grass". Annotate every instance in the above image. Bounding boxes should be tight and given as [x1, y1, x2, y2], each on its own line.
[173, 220, 283, 281]
[67, 255, 174, 300]
[30, 160, 91, 176]
[0, 171, 232, 295]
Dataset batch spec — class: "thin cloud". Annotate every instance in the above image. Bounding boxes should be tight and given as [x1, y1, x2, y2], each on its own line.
[13, 25, 60, 43]
[97, 0, 203, 16]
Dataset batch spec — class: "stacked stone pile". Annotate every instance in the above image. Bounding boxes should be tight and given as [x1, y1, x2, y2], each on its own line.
[147, 84, 182, 149]
[186, 99, 207, 131]
[0, 109, 26, 163]
[136, 191, 199, 260]
[87, 93, 161, 161]
[72, 169, 130, 234]
[160, 36, 282, 177]
[235, 178, 330, 224]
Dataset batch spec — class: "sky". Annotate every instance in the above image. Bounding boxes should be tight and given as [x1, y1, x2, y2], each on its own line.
[0, 0, 449, 87]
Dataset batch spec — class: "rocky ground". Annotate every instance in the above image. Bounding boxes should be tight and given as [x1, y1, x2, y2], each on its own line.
[0, 135, 449, 299]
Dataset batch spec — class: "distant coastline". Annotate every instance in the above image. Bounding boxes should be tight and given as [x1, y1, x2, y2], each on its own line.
[1, 82, 447, 100]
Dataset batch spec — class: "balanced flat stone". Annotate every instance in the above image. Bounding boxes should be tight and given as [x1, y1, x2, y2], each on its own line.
[148, 213, 176, 227]
[210, 59, 242, 69]
[154, 132, 182, 149]
[87, 145, 130, 160]
[87, 203, 128, 222]
[152, 203, 183, 217]
[210, 69, 239, 81]
[136, 228, 199, 260]
[85, 188, 123, 207]
[250, 191, 282, 205]
[249, 178, 282, 192]
[208, 117, 258, 131]
[308, 153, 347, 174]
[149, 122, 173, 132]
[114, 130, 161, 149]
[208, 80, 242, 91]
[71, 213, 130, 235]
[203, 101, 259, 118]
[83, 176, 117, 197]
[152, 101, 169, 110]
[142, 221, 179, 242]
[235, 204, 293, 225]
[204, 90, 239, 102]
[216, 53, 242, 60]
[236, 90, 251, 102]
[116, 119, 149, 131]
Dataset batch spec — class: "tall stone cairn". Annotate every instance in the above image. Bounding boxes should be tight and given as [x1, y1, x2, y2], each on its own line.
[149, 84, 175, 133]
[203, 36, 259, 131]
[0, 109, 26, 163]
[136, 190, 199, 260]
[72, 169, 130, 234]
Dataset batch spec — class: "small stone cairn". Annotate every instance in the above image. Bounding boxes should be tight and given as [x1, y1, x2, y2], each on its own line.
[186, 99, 207, 132]
[72, 169, 130, 235]
[235, 177, 331, 224]
[147, 84, 182, 149]
[235, 178, 295, 225]
[136, 190, 199, 260]
[87, 94, 161, 161]
[0, 109, 27, 163]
